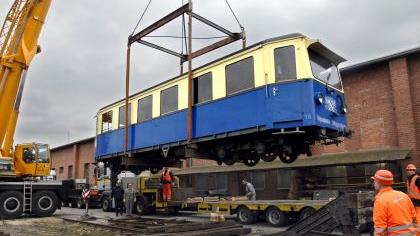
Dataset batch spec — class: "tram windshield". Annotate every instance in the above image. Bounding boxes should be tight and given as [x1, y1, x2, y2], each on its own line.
[309, 50, 342, 91]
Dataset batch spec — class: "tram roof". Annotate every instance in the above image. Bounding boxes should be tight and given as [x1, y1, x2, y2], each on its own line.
[98, 33, 344, 112]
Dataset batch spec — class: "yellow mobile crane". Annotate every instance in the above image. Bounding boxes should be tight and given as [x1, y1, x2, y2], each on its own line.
[0, 0, 65, 219]
[0, 0, 51, 176]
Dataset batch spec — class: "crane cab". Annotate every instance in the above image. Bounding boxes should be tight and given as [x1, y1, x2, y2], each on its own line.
[14, 143, 50, 177]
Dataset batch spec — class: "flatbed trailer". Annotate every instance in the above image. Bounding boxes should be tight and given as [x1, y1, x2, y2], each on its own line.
[104, 177, 330, 227]
[164, 199, 328, 226]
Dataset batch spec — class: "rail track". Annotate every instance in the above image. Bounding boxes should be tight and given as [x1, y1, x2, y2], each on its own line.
[62, 216, 251, 236]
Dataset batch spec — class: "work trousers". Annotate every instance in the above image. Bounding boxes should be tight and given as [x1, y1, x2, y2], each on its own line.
[115, 198, 124, 216]
[125, 199, 134, 216]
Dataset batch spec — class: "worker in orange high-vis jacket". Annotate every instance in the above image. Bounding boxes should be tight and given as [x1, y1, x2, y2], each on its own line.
[160, 167, 174, 202]
[372, 169, 417, 236]
[406, 164, 420, 223]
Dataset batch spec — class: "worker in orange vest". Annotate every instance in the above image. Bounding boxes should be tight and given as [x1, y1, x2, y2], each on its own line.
[372, 169, 417, 236]
[406, 164, 420, 223]
[160, 167, 174, 202]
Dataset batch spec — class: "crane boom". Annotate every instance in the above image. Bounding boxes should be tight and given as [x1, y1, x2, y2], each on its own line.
[0, 0, 52, 158]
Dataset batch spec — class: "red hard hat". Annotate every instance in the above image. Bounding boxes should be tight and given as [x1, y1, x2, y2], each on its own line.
[371, 169, 394, 186]
[406, 164, 416, 171]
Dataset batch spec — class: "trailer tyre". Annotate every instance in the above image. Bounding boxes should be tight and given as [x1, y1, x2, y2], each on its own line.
[299, 207, 316, 221]
[0, 191, 23, 218]
[32, 191, 59, 217]
[102, 197, 112, 212]
[236, 206, 256, 225]
[266, 207, 288, 226]
[134, 196, 147, 215]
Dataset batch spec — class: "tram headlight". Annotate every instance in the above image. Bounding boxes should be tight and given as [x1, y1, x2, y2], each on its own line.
[342, 104, 348, 114]
[315, 93, 324, 104]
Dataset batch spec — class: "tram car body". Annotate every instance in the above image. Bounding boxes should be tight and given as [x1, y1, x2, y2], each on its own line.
[95, 33, 350, 172]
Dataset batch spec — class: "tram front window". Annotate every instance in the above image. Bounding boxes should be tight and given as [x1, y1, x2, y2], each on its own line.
[37, 144, 50, 163]
[309, 50, 342, 91]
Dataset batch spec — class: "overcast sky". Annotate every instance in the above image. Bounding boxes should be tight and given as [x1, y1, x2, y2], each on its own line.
[1, 0, 419, 148]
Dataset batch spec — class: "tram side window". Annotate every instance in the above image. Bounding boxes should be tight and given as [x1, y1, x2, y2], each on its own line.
[138, 95, 153, 123]
[118, 104, 131, 128]
[160, 85, 178, 115]
[226, 56, 254, 95]
[274, 46, 296, 81]
[193, 72, 213, 104]
[101, 111, 113, 133]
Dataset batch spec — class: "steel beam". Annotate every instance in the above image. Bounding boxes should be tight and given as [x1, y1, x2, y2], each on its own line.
[137, 40, 187, 61]
[128, 3, 190, 45]
[191, 34, 242, 59]
[189, 12, 237, 38]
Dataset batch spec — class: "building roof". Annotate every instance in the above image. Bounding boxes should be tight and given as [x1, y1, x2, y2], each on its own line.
[51, 136, 95, 151]
[173, 148, 410, 175]
[341, 46, 420, 73]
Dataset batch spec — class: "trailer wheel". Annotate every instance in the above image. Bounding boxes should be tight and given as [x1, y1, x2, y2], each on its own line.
[266, 207, 288, 226]
[0, 191, 23, 218]
[236, 206, 256, 225]
[32, 191, 59, 217]
[299, 207, 316, 221]
[102, 197, 112, 212]
[134, 196, 148, 215]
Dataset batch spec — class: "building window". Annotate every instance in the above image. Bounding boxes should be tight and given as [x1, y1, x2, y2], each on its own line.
[193, 72, 212, 104]
[277, 169, 293, 189]
[274, 46, 296, 81]
[84, 163, 90, 182]
[118, 104, 131, 128]
[160, 85, 178, 115]
[138, 95, 153, 122]
[215, 174, 228, 190]
[59, 167, 64, 174]
[68, 165, 73, 179]
[346, 165, 365, 184]
[225, 57, 254, 95]
[101, 111, 113, 133]
[179, 176, 192, 188]
[247, 171, 265, 190]
[325, 166, 347, 185]
[195, 174, 208, 191]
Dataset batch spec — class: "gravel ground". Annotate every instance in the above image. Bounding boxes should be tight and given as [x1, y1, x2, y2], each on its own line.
[0, 217, 119, 236]
[0, 207, 286, 236]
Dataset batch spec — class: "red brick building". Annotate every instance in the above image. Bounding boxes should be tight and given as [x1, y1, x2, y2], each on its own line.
[312, 47, 420, 169]
[50, 137, 96, 185]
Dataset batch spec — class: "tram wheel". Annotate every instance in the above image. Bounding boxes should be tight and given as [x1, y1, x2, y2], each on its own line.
[279, 153, 299, 164]
[243, 152, 260, 167]
[261, 152, 277, 162]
